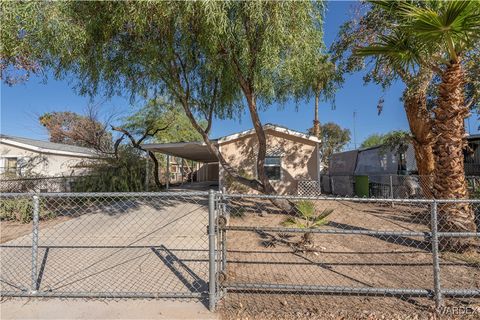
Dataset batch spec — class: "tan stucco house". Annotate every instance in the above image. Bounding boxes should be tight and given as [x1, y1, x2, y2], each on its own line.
[143, 124, 321, 195]
[0, 134, 99, 178]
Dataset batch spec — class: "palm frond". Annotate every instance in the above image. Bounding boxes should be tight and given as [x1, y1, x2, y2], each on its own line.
[262, 240, 276, 248]
[277, 233, 295, 240]
[311, 219, 328, 228]
[398, 0, 480, 58]
[315, 208, 334, 221]
[281, 217, 299, 227]
[354, 29, 421, 73]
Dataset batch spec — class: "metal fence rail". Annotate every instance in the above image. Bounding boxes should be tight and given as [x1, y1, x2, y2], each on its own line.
[1, 191, 479, 315]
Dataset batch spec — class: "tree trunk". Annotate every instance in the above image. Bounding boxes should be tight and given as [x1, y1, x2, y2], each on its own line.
[244, 91, 294, 211]
[403, 78, 435, 198]
[313, 91, 320, 136]
[179, 99, 265, 192]
[433, 62, 476, 251]
[147, 150, 162, 190]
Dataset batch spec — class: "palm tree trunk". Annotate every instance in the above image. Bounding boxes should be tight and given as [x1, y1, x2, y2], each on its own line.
[403, 77, 435, 197]
[313, 91, 320, 136]
[433, 62, 476, 251]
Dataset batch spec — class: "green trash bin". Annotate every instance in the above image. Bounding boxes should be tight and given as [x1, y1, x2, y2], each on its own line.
[355, 175, 369, 197]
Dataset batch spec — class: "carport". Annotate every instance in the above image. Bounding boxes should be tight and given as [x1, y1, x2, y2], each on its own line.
[143, 142, 219, 190]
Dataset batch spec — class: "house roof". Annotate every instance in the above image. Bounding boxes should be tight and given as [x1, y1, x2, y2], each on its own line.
[217, 123, 321, 144]
[142, 123, 320, 162]
[0, 134, 99, 158]
[144, 141, 217, 162]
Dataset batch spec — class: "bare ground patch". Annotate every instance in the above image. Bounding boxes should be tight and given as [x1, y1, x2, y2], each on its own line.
[220, 198, 480, 319]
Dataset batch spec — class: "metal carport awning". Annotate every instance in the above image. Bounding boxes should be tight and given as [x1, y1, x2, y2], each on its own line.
[142, 141, 218, 163]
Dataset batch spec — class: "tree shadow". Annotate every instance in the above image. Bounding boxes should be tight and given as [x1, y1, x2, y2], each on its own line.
[326, 221, 430, 251]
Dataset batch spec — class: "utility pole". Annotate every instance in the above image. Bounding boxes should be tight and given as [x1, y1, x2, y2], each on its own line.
[353, 110, 357, 149]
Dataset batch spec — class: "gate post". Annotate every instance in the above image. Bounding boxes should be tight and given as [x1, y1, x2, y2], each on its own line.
[31, 195, 40, 293]
[430, 201, 443, 309]
[208, 189, 217, 311]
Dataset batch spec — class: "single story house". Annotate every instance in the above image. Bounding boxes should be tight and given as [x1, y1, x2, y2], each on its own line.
[143, 124, 321, 195]
[0, 134, 99, 178]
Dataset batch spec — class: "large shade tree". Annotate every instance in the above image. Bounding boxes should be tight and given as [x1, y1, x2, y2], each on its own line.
[1, 1, 327, 204]
[355, 0, 480, 249]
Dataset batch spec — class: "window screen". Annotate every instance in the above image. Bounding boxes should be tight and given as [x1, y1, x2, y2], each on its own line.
[1, 157, 18, 176]
[264, 156, 281, 180]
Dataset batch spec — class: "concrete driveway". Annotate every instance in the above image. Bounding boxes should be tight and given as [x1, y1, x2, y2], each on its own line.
[0, 298, 217, 319]
[1, 194, 211, 300]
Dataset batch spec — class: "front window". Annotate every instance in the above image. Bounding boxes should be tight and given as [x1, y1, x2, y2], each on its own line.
[264, 156, 281, 181]
[1, 157, 18, 176]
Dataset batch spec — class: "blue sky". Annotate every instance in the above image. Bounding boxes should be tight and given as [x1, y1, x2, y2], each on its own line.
[1, 1, 478, 149]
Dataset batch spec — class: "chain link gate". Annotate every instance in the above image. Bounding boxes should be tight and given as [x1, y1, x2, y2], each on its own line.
[1, 191, 220, 310]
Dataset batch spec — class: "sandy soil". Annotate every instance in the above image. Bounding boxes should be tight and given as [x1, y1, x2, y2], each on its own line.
[221, 198, 480, 319]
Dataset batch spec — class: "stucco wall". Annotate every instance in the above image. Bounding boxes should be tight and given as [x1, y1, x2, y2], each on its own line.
[197, 163, 219, 182]
[218, 130, 319, 195]
[0, 143, 93, 177]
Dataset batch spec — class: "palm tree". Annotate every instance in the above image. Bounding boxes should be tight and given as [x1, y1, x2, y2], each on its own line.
[358, 0, 480, 249]
[310, 56, 337, 136]
[282, 201, 333, 246]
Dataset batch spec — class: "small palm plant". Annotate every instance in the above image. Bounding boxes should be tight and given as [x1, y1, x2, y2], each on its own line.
[282, 200, 333, 247]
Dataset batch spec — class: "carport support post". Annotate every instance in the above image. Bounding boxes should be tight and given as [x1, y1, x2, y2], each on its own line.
[31, 195, 40, 293]
[166, 155, 170, 190]
[431, 201, 443, 310]
[208, 189, 217, 311]
[389, 175, 394, 207]
[145, 157, 149, 191]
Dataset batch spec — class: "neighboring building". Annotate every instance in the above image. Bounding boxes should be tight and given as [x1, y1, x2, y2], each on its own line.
[465, 134, 480, 176]
[0, 134, 99, 178]
[143, 124, 321, 195]
[325, 134, 480, 197]
[325, 144, 417, 196]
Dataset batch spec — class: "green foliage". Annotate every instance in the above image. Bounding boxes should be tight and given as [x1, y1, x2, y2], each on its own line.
[333, 1, 479, 112]
[360, 133, 386, 148]
[381, 130, 411, 155]
[282, 201, 333, 229]
[72, 146, 149, 192]
[310, 122, 350, 170]
[361, 130, 411, 155]
[122, 99, 205, 144]
[0, 198, 53, 223]
[1, 1, 326, 122]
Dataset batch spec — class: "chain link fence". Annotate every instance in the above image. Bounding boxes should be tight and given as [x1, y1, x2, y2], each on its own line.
[320, 174, 480, 199]
[216, 194, 480, 318]
[0, 173, 156, 193]
[1, 191, 479, 316]
[0, 176, 79, 193]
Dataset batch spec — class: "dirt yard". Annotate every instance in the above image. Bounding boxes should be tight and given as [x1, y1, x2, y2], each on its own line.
[221, 198, 480, 319]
